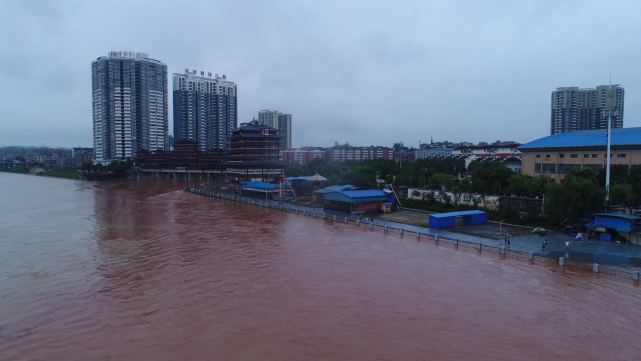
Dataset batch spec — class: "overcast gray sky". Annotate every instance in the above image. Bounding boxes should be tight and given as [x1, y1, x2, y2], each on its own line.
[1, 0, 640, 149]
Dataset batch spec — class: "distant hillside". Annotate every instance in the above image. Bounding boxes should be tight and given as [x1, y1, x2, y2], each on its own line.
[0, 146, 72, 153]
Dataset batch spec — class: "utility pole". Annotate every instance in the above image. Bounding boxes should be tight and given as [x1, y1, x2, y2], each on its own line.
[605, 77, 618, 204]
[606, 107, 611, 203]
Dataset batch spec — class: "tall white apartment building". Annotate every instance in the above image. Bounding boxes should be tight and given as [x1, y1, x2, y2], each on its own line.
[258, 109, 292, 150]
[550, 85, 624, 135]
[173, 72, 237, 151]
[92, 51, 168, 161]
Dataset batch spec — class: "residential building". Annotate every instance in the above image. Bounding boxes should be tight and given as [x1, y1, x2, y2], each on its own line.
[519, 127, 641, 183]
[452, 144, 521, 158]
[551, 85, 624, 135]
[278, 113, 292, 150]
[415, 145, 454, 159]
[173, 71, 237, 152]
[73, 147, 94, 168]
[280, 148, 327, 165]
[327, 143, 392, 162]
[226, 120, 286, 182]
[92, 51, 168, 161]
[258, 110, 292, 150]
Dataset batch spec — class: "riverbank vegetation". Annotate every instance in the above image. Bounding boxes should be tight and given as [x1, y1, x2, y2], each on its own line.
[284, 158, 640, 226]
[81, 159, 133, 178]
[3, 166, 29, 174]
[40, 168, 81, 179]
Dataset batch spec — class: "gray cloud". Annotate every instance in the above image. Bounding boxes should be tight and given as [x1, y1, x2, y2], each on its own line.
[1, 0, 639, 148]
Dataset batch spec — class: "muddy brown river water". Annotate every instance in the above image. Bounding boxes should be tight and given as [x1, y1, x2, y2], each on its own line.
[0, 173, 640, 360]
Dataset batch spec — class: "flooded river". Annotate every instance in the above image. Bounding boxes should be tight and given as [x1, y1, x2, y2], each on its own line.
[1, 173, 640, 360]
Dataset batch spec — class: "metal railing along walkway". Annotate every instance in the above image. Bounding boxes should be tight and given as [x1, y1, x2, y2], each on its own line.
[184, 186, 641, 282]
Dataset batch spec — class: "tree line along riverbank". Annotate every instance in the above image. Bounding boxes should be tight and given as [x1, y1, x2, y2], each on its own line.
[284, 157, 641, 228]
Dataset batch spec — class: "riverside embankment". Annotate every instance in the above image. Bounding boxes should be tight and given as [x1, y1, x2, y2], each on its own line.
[187, 185, 641, 280]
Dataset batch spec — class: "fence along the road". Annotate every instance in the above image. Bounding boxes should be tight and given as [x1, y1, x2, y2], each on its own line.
[185, 187, 640, 282]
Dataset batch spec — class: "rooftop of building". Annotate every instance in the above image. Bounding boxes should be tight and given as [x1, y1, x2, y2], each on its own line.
[454, 143, 522, 150]
[240, 181, 277, 190]
[519, 127, 641, 150]
[233, 120, 279, 133]
[593, 213, 641, 221]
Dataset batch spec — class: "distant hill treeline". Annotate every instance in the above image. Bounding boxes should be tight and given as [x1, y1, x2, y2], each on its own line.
[0, 146, 73, 153]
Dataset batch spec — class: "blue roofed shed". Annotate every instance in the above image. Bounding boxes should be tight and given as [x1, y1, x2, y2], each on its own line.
[586, 213, 640, 232]
[429, 210, 488, 228]
[240, 181, 277, 198]
[323, 189, 389, 214]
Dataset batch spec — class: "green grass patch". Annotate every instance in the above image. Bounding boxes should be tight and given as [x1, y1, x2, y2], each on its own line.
[3, 166, 29, 174]
[40, 168, 81, 180]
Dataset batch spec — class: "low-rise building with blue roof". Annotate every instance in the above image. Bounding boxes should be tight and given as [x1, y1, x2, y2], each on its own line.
[428, 210, 488, 228]
[584, 213, 641, 245]
[518, 127, 641, 183]
[322, 188, 396, 214]
[240, 181, 277, 199]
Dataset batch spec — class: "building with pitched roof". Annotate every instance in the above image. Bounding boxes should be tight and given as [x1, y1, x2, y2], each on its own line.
[226, 120, 287, 182]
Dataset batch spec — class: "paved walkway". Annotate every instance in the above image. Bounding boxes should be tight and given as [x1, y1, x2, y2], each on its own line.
[193, 185, 641, 269]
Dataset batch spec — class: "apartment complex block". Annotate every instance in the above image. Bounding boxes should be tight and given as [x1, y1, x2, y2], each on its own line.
[257, 110, 292, 150]
[327, 144, 392, 162]
[173, 72, 237, 151]
[452, 144, 521, 158]
[415, 145, 454, 159]
[92, 51, 168, 161]
[551, 85, 624, 135]
[280, 148, 327, 165]
[519, 127, 641, 183]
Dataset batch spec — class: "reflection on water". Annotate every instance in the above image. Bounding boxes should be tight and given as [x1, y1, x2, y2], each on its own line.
[1, 173, 640, 360]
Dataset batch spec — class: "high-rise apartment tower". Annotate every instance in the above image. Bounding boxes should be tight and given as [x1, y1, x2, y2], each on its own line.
[550, 85, 624, 135]
[258, 110, 292, 149]
[92, 51, 168, 161]
[173, 72, 237, 151]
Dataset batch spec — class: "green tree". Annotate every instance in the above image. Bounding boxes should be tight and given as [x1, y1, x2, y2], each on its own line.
[460, 177, 472, 192]
[429, 173, 454, 190]
[285, 163, 305, 177]
[492, 182, 502, 195]
[630, 165, 641, 206]
[609, 184, 636, 206]
[507, 173, 548, 198]
[544, 169, 606, 223]
[81, 161, 93, 172]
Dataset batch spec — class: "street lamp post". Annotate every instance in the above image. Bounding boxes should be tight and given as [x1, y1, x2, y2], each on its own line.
[499, 220, 505, 247]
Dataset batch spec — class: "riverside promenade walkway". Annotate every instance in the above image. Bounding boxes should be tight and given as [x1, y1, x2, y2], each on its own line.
[187, 185, 641, 281]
